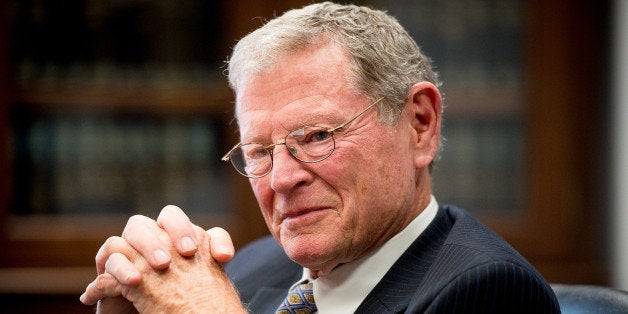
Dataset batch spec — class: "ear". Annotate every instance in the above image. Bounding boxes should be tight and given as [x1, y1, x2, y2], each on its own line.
[407, 82, 442, 169]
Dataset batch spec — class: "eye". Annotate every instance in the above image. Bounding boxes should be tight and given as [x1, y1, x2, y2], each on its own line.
[294, 126, 332, 144]
[286, 126, 335, 161]
[242, 144, 269, 160]
[309, 130, 332, 142]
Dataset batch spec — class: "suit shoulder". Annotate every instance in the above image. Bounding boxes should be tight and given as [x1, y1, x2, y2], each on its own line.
[415, 205, 560, 312]
[442, 205, 533, 265]
[422, 260, 560, 313]
[225, 235, 301, 302]
[226, 235, 295, 280]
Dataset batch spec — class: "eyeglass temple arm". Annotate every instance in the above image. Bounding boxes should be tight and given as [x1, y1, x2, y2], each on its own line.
[221, 143, 242, 161]
[222, 140, 285, 161]
[222, 97, 384, 160]
[329, 97, 384, 132]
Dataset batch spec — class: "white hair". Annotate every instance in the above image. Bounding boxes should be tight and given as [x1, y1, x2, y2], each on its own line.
[227, 1, 441, 124]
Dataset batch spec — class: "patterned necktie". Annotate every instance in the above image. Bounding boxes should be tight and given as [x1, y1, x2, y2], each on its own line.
[276, 282, 317, 314]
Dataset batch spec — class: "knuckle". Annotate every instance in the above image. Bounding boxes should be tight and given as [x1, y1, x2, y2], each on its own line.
[96, 236, 130, 266]
[97, 236, 123, 260]
[123, 215, 154, 240]
[104, 252, 120, 270]
[95, 274, 112, 292]
[192, 225, 205, 235]
[157, 205, 184, 224]
[162, 204, 182, 213]
[126, 214, 149, 226]
[208, 227, 232, 241]
[103, 236, 125, 251]
[104, 235, 123, 246]
[208, 226, 227, 235]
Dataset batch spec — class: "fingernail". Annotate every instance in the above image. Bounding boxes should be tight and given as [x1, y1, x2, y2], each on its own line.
[125, 271, 138, 282]
[181, 236, 197, 252]
[153, 249, 170, 265]
[219, 245, 233, 255]
[79, 293, 85, 303]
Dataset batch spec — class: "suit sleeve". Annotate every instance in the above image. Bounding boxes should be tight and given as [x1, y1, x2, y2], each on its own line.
[422, 261, 560, 314]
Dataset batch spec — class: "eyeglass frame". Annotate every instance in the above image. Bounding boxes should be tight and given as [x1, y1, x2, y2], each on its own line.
[222, 97, 385, 178]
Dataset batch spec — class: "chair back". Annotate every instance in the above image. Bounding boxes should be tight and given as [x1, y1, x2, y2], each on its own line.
[552, 284, 628, 314]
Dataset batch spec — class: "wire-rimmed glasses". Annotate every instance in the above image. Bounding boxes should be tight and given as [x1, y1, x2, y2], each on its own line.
[222, 97, 384, 178]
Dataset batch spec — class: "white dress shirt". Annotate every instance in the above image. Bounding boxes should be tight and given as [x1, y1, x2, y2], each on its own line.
[291, 196, 439, 314]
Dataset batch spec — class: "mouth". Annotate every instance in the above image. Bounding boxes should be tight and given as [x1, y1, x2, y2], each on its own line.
[281, 207, 326, 219]
[279, 207, 330, 227]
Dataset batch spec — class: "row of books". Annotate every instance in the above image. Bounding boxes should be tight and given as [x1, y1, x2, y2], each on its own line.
[13, 113, 231, 216]
[433, 116, 524, 213]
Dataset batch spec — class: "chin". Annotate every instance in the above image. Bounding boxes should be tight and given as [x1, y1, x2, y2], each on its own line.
[281, 234, 337, 268]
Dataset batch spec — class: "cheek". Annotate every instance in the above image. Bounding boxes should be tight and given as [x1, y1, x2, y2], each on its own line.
[250, 180, 275, 221]
[353, 133, 414, 206]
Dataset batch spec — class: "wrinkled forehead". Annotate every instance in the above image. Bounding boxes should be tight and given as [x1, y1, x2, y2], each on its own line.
[234, 108, 265, 141]
[233, 76, 347, 119]
[233, 42, 357, 113]
[235, 96, 349, 141]
[231, 41, 365, 142]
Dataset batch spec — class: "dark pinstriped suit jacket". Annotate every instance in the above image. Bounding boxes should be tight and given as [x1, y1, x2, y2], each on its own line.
[225, 205, 560, 313]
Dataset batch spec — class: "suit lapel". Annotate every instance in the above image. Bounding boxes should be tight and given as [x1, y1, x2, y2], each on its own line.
[246, 266, 302, 313]
[355, 207, 453, 313]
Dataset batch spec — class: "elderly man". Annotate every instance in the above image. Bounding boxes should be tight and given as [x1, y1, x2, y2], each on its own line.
[81, 2, 559, 313]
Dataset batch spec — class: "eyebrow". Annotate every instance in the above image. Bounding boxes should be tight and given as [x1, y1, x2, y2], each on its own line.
[239, 106, 346, 143]
[299, 111, 344, 126]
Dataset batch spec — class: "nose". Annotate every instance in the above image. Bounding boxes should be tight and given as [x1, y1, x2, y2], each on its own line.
[269, 144, 312, 193]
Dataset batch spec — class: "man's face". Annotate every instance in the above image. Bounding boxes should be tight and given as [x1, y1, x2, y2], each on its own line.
[235, 42, 421, 276]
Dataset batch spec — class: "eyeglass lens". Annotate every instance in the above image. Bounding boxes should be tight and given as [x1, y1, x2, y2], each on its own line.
[229, 126, 335, 178]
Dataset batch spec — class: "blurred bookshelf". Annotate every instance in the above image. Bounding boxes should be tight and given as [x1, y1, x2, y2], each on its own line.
[11, 78, 231, 217]
[0, 1, 269, 301]
[7, 0, 235, 216]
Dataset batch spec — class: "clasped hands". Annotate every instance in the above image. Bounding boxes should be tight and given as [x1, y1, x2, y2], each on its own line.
[80, 205, 245, 313]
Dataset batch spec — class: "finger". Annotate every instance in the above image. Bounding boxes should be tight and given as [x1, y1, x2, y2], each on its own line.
[156, 205, 198, 256]
[122, 215, 172, 270]
[80, 273, 124, 305]
[96, 236, 139, 275]
[105, 252, 142, 286]
[206, 227, 235, 263]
